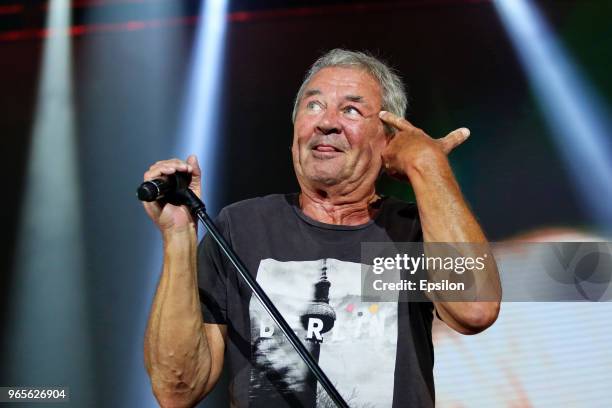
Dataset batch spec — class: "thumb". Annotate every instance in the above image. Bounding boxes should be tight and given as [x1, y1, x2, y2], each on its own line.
[186, 154, 202, 198]
[440, 127, 470, 154]
[186, 154, 201, 177]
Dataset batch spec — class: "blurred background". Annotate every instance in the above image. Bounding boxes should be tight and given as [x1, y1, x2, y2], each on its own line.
[0, 0, 611, 406]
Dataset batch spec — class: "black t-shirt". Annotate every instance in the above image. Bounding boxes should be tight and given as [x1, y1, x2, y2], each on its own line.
[197, 193, 435, 408]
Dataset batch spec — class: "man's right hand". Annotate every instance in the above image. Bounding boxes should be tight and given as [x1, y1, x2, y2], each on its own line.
[142, 155, 202, 233]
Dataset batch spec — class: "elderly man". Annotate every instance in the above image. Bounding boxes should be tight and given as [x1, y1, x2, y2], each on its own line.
[142, 49, 501, 408]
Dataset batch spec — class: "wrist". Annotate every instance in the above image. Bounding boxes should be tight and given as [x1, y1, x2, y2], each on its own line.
[161, 223, 197, 244]
[404, 149, 450, 180]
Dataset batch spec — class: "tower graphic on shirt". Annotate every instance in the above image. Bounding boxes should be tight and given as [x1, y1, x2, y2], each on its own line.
[301, 259, 337, 342]
[298, 259, 337, 406]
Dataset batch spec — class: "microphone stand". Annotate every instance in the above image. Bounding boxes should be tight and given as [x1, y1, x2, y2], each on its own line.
[174, 188, 349, 408]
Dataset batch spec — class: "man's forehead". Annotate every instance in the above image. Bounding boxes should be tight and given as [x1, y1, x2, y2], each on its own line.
[303, 67, 381, 98]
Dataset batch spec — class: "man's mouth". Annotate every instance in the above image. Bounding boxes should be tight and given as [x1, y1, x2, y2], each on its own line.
[312, 144, 343, 153]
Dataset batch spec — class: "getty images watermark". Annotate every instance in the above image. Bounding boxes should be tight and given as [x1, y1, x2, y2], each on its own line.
[361, 242, 612, 302]
[372, 252, 488, 291]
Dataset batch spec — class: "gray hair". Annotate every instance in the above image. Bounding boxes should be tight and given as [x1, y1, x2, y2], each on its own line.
[291, 49, 407, 132]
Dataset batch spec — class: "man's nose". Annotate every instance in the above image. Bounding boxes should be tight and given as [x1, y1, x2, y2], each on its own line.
[316, 108, 342, 135]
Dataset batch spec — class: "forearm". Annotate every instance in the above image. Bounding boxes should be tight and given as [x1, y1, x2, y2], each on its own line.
[144, 225, 211, 407]
[407, 151, 483, 242]
[407, 152, 501, 333]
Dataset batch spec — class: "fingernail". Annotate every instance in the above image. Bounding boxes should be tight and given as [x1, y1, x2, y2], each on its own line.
[460, 128, 470, 138]
[379, 111, 388, 118]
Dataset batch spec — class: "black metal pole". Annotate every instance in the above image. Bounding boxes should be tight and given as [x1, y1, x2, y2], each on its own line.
[181, 189, 349, 408]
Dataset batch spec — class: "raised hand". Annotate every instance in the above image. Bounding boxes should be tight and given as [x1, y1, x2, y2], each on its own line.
[142, 155, 202, 232]
[379, 110, 470, 181]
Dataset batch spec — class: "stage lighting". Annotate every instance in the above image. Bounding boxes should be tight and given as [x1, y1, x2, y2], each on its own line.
[176, 0, 230, 216]
[6, 0, 94, 405]
[494, 0, 612, 232]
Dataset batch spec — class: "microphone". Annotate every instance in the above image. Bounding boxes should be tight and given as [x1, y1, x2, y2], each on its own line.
[137, 172, 192, 202]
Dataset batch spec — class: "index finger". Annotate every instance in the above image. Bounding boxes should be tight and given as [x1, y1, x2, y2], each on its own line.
[378, 111, 416, 131]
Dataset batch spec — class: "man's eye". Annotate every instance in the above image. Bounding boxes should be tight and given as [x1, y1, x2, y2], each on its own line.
[306, 101, 322, 112]
[343, 106, 361, 116]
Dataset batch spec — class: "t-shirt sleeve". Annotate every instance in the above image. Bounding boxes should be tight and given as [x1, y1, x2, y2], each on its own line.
[197, 209, 231, 325]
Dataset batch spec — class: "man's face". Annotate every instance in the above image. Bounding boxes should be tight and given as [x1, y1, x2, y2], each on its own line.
[292, 67, 388, 191]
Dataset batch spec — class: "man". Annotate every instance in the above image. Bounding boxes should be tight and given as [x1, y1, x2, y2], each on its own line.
[142, 49, 501, 408]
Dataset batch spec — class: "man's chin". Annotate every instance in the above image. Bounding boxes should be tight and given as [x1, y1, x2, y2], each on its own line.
[299, 156, 350, 186]
[304, 169, 345, 187]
